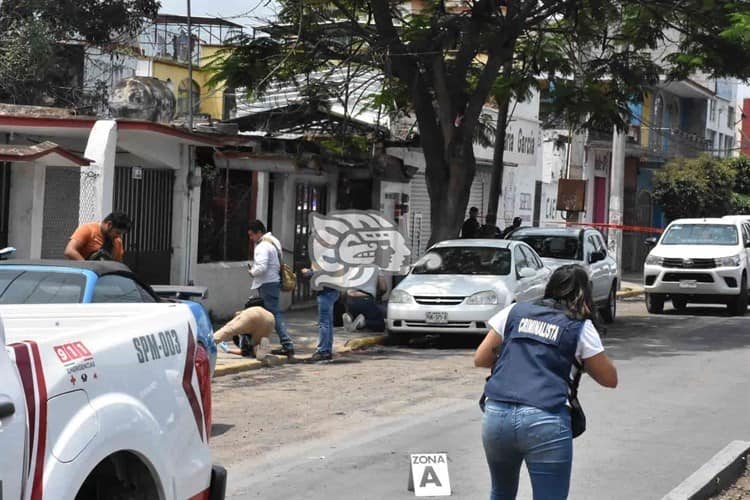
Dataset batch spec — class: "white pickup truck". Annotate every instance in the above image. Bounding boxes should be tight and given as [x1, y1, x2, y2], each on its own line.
[0, 303, 226, 500]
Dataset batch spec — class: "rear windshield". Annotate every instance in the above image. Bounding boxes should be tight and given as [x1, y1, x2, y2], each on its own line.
[0, 270, 86, 304]
[513, 235, 580, 260]
[412, 247, 511, 275]
[661, 224, 738, 246]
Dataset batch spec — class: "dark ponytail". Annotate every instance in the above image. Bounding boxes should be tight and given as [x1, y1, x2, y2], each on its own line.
[543, 264, 594, 320]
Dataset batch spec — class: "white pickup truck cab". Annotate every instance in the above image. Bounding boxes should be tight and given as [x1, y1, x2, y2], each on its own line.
[0, 303, 225, 500]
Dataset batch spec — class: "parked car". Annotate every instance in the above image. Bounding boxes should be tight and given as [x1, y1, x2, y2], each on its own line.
[1, 302, 225, 500]
[0, 259, 218, 373]
[643, 218, 750, 315]
[386, 239, 551, 340]
[508, 226, 619, 322]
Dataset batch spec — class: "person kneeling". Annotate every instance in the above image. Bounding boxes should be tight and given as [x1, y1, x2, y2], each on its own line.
[213, 306, 275, 360]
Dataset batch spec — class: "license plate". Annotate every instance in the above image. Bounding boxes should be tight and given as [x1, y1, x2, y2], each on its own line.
[425, 312, 448, 324]
[679, 280, 697, 289]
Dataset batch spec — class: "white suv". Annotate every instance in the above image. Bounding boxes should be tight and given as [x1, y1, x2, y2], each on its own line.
[643, 218, 750, 315]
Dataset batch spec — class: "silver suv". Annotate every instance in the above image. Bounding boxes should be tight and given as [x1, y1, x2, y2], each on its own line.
[509, 227, 619, 322]
[643, 218, 750, 315]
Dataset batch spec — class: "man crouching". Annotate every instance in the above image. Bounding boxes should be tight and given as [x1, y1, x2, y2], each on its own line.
[213, 306, 275, 360]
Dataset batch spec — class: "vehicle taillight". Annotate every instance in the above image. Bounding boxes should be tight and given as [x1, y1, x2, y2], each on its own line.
[195, 343, 212, 442]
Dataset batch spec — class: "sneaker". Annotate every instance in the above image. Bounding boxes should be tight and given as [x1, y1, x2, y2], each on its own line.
[270, 347, 295, 358]
[309, 351, 333, 363]
[218, 341, 230, 353]
[342, 313, 354, 331]
[352, 314, 366, 330]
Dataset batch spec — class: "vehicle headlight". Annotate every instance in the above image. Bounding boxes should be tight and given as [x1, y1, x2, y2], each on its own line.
[465, 290, 499, 305]
[718, 255, 741, 267]
[645, 254, 662, 266]
[389, 289, 414, 304]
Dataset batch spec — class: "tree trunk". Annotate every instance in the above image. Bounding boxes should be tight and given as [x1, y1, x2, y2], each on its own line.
[426, 143, 477, 247]
[487, 64, 513, 219]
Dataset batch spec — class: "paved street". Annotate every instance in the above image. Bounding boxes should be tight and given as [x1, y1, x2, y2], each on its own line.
[211, 298, 750, 499]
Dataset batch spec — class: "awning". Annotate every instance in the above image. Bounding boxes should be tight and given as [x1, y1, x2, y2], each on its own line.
[0, 141, 91, 167]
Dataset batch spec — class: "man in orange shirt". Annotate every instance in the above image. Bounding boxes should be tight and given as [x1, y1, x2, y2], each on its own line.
[64, 212, 131, 262]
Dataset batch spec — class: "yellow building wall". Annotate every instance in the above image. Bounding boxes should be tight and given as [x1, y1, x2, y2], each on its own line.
[152, 46, 231, 120]
[641, 92, 652, 147]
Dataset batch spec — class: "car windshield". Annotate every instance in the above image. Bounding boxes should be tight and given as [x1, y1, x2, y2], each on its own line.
[514, 235, 580, 260]
[412, 247, 511, 275]
[0, 270, 86, 303]
[661, 224, 738, 246]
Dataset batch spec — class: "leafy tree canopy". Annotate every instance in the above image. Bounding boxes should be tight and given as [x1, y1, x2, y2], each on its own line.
[0, 0, 160, 106]
[212, 0, 750, 243]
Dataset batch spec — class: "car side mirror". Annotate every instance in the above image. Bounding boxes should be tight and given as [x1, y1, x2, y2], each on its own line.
[518, 267, 536, 279]
[644, 237, 658, 247]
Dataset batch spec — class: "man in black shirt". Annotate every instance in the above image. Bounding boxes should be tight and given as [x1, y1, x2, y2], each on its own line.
[461, 207, 480, 238]
[478, 213, 502, 238]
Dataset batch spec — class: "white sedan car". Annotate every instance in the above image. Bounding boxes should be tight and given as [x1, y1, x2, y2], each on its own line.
[387, 239, 551, 339]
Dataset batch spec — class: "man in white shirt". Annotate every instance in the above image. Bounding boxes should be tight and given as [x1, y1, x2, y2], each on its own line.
[248, 220, 295, 357]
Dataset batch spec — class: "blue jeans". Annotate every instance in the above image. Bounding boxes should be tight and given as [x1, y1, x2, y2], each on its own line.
[258, 282, 294, 350]
[316, 288, 340, 354]
[347, 296, 385, 332]
[482, 400, 573, 500]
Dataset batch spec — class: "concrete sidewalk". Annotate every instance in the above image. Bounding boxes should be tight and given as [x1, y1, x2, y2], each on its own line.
[213, 308, 383, 377]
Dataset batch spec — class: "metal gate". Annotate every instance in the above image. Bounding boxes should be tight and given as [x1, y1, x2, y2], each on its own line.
[114, 167, 174, 284]
[292, 182, 327, 304]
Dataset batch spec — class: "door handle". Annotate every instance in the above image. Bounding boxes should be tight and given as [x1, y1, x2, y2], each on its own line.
[0, 400, 15, 419]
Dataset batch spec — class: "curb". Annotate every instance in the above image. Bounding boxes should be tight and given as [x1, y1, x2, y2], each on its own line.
[213, 336, 388, 378]
[662, 440, 750, 500]
[617, 287, 644, 299]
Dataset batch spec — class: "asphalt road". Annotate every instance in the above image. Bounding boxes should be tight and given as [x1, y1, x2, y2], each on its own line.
[219, 299, 750, 499]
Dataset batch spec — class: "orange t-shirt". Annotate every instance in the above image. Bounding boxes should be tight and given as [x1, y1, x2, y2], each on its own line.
[69, 222, 124, 261]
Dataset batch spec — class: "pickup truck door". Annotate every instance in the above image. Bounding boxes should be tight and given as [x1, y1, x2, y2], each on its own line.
[0, 317, 27, 500]
[585, 233, 608, 302]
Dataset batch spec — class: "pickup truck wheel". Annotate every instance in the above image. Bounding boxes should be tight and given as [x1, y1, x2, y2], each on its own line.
[600, 283, 617, 323]
[671, 295, 688, 312]
[728, 274, 748, 316]
[76, 452, 159, 500]
[645, 293, 665, 314]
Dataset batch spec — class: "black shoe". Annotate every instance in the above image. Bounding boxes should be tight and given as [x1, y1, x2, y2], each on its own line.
[309, 351, 333, 363]
[271, 347, 295, 357]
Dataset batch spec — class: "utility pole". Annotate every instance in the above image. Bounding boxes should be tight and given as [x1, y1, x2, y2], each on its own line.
[186, 0, 194, 131]
[184, 0, 195, 284]
[608, 126, 626, 283]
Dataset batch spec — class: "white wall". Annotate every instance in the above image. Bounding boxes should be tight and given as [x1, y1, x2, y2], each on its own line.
[194, 261, 250, 320]
[8, 164, 45, 259]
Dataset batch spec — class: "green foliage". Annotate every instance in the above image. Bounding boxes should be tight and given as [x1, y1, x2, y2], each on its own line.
[726, 156, 750, 195]
[0, 0, 159, 106]
[653, 155, 736, 221]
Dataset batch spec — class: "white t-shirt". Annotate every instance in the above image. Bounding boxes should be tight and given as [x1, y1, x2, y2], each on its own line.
[487, 303, 604, 365]
[249, 233, 282, 290]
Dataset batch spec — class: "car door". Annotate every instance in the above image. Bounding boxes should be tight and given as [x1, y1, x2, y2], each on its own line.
[585, 232, 607, 302]
[742, 223, 750, 269]
[513, 245, 535, 302]
[520, 245, 547, 300]
[0, 317, 28, 500]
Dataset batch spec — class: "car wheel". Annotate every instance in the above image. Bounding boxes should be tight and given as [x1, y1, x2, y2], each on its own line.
[728, 274, 748, 316]
[645, 293, 665, 314]
[600, 282, 617, 323]
[671, 295, 688, 312]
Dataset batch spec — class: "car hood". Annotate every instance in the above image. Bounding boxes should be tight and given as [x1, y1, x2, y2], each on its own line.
[396, 274, 514, 297]
[651, 245, 741, 259]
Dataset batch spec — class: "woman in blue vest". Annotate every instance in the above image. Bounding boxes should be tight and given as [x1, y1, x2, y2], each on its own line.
[474, 264, 618, 500]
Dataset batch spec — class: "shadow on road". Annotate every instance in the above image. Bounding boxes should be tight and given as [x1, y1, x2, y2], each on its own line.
[211, 423, 235, 438]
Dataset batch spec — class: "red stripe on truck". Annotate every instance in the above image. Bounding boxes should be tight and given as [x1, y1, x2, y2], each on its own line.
[11, 341, 48, 500]
[182, 325, 205, 441]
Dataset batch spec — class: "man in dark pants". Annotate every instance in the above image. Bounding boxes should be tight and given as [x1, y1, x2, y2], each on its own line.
[478, 213, 502, 239]
[343, 273, 387, 332]
[461, 207, 481, 238]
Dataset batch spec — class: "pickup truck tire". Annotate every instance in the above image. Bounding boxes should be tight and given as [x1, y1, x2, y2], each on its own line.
[645, 293, 665, 314]
[600, 283, 617, 323]
[671, 295, 688, 312]
[76, 452, 159, 500]
[727, 274, 748, 317]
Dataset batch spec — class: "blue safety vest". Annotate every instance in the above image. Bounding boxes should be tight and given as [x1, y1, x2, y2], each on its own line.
[483, 301, 584, 411]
